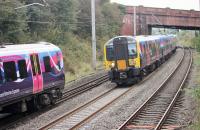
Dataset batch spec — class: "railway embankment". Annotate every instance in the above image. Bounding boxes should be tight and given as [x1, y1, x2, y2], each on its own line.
[186, 51, 200, 130]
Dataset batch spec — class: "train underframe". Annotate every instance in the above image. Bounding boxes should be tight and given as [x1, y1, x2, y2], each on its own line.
[0, 85, 64, 113]
[109, 67, 142, 86]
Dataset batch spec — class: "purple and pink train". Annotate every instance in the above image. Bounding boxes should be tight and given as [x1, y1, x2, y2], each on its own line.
[0, 42, 65, 113]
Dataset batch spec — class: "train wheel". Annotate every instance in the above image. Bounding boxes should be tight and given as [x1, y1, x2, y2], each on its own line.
[142, 69, 148, 76]
[136, 76, 142, 83]
[34, 97, 44, 111]
[116, 82, 122, 86]
[27, 98, 40, 112]
[50, 97, 57, 105]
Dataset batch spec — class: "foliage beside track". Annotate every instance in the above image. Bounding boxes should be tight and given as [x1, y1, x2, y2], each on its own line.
[186, 52, 200, 130]
[176, 31, 200, 129]
[177, 31, 195, 47]
[177, 31, 200, 52]
[0, 0, 124, 81]
[192, 36, 200, 52]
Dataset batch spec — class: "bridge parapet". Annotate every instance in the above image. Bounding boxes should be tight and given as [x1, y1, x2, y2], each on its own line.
[121, 6, 200, 35]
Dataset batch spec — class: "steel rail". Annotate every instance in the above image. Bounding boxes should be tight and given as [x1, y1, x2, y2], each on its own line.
[39, 62, 162, 130]
[63, 74, 108, 94]
[0, 74, 109, 130]
[57, 74, 109, 103]
[118, 48, 186, 130]
[154, 49, 192, 130]
[39, 87, 116, 130]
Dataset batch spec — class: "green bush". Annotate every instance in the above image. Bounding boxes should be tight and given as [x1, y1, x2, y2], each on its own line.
[189, 52, 200, 130]
[56, 33, 94, 81]
[192, 37, 200, 52]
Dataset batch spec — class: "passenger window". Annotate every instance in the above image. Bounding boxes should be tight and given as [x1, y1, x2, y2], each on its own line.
[0, 69, 3, 84]
[43, 56, 51, 72]
[3, 61, 17, 82]
[18, 60, 28, 79]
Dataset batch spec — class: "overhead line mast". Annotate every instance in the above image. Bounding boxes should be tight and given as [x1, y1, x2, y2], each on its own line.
[133, 6, 136, 36]
[91, 0, 96, 70]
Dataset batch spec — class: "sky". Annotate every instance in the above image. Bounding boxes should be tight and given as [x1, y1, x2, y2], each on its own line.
[111, 0, 200, 10]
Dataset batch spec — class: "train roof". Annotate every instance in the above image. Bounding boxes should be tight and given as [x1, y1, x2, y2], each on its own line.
[105, 35, 136, 46]
[105, 35, 176, 46]
[0, 42, 61, 56]
[136, 35, 166, 41]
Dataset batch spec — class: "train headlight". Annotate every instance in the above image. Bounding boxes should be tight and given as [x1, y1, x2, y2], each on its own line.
[111, 62, 115, 68]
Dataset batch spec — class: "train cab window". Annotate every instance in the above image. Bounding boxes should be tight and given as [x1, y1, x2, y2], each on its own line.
[128, 44, 137, 58]
[18, 60, 28, 79]
[43, 56, 51, 72]
[3, 61, 17, 82]
[106, 45, 114, 61]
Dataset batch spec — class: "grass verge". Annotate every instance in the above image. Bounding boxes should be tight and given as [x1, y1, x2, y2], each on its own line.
[187, 51, 200, 130]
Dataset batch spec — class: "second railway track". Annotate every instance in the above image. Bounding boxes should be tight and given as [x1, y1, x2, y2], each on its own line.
[58, 74, 109, 103]
[0, 73, 109, 130]
[39, 64, 163, 130]
[118, 48, 192, 130]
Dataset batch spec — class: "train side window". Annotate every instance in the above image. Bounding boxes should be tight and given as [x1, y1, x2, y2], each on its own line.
[143, 44, 146, 55]
[3, 61, 17, 82]
[43, 56, 51, 72]
[140, 44, 143, 53]
[152, 41, 156, 55]
[18, 60, 28, 79]
[0, 69, 3, 84]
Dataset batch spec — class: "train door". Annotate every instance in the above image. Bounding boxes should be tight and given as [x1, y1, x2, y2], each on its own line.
[141, 43, 146, 67]
[113, 37, 129, 70]
[146, 42, 151, 65]
[30, 53, 43, 93]
[156, 40, 160, 59]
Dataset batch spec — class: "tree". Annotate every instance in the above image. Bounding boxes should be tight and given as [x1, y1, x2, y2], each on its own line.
[98, 2, 122, 38]
[75, 0, 92, 39]
[49, 0, 77, 32]
[0, 0, 29, 43]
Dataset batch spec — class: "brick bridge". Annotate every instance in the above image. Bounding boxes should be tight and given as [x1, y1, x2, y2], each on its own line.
[121, 6, 200, 35]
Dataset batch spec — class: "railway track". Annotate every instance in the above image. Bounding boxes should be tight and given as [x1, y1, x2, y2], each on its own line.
[39, 61, 167, 130]
[118, 48, 192, 130]
[1, 49, 186, 130]
[0, 73, 109, 130]
[58, 74, 109, 103]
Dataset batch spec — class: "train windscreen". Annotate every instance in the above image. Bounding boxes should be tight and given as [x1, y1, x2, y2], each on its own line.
[128, 43, 137, 58]
[106, 45, 114, 61]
